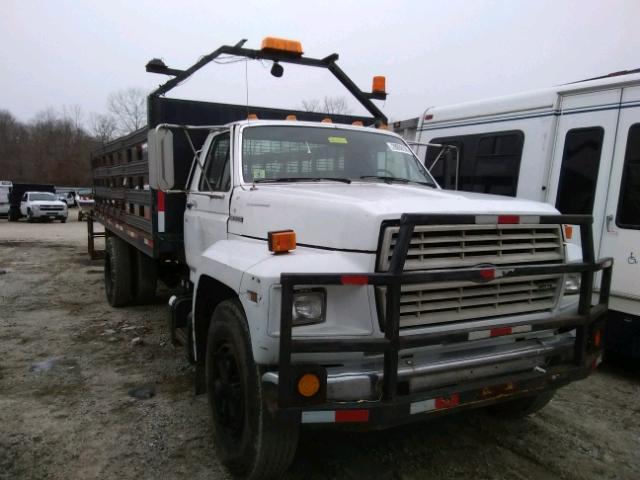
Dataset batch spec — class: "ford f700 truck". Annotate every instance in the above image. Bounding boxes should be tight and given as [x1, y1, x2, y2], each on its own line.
[91, 38, 613, 479]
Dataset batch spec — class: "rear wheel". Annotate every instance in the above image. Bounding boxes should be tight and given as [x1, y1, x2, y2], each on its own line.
[104, 236, 133, 307]
[486, 390, 555, 418]
[133, 250, 158, 304]
[206, 299, 299, 479]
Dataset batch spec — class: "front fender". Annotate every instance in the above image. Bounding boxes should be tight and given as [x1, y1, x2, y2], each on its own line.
[240, 246, 376, 364]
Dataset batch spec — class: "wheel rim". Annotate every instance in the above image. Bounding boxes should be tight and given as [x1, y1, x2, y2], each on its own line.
[211, 341, 244, 440]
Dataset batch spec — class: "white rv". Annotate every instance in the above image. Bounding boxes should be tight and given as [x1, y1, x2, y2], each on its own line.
[400, 70, 640, 356]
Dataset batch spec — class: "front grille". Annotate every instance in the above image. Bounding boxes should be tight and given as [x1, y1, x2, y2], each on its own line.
[39, 206, 63, 211]
[378, 224, 564, 328]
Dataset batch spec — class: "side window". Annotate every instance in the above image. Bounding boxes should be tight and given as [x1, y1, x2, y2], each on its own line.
[555, 127, 604, 215]
[616, 124, 640, 229]
[199, 133, 231, 192]
[426, 131, 524, 195]
[22, 193, 27, 202]
[473, 132, 524, 196]
[426, 139, 461, 189]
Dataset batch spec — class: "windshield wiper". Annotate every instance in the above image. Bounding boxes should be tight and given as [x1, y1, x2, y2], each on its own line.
[254, 177, 351, 184]
[359, 175, 435, 187]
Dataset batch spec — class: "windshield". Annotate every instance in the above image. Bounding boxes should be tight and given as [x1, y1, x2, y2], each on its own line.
[241, 126, 436, 186]
[30, 193, 56, 201]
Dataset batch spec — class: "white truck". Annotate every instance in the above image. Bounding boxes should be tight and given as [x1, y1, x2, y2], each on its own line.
[398, 69, 640, 357]
[91, 38, 612, 479]
[19, 191, 68, 222]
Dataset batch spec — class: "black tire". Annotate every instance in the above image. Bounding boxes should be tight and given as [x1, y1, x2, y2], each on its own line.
[60, 217, 67, 223]
[486, 390, 555, 418]
[27, 209, 34, 223]
[206, 299, 299, 479]
[133, 250, 158, 304]
[104, 236, 133, 307]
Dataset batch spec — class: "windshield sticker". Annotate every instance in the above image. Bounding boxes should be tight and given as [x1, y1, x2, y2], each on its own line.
[328, 136, 348, 144]
[252, 167, 266, 180]
[387, 142, 413, 155]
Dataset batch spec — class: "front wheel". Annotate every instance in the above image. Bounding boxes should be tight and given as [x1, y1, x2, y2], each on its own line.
[27, 210, 34, 223]
[206, 299, 299, 479]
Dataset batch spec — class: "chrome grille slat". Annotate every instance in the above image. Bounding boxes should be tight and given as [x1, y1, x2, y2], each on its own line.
[378, 223, 564, 328]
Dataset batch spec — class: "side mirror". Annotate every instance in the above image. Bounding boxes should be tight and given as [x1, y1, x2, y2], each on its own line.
[148, 127, 174, 191]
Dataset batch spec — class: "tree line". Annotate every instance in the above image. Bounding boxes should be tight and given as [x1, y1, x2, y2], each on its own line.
[0, 88, 147, 187]
[0, 90, 350, 187]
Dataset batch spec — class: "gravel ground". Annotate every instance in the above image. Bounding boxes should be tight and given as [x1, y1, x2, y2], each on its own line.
[1, 213, 639, 479]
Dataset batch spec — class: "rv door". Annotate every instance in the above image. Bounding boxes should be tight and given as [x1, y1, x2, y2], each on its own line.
[598, 85, 640, 313]
[546, 89, 621, 254]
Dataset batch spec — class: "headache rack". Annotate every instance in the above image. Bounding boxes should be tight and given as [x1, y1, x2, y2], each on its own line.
[276, 213, 612, 420]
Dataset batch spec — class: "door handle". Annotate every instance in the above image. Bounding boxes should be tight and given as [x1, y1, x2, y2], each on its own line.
[186, 201, 197, 209]
[606, 214, 616, 233]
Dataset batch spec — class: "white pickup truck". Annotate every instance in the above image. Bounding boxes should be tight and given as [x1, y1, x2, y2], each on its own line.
[92, 38, 613, 480]
[20, 191, 68, 222]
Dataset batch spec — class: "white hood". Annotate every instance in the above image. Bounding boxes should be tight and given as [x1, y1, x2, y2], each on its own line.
[229, 183, 558, 252]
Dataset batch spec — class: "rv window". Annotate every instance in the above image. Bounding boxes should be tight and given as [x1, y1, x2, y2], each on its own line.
[616, 124, 640, 229]
[555, 127, 604, 215]
[199, 133, 231, 192]
[426, 131, 523, 195]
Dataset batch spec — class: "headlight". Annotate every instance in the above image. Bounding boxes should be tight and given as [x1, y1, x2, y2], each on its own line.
[564, 273, 581, 295]
[292, 289, 326, 326]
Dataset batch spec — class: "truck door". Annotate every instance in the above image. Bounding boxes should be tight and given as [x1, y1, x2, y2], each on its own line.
[546, 88, 621, 254]
[598, 85, 640, 312]
[183, 131, 232, 270]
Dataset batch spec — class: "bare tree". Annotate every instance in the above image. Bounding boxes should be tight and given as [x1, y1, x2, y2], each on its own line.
[107, 87, 147, 134]
[90, 113, 118, 144]
[61, 104, 84, 133]
[301, 96, 351, 115]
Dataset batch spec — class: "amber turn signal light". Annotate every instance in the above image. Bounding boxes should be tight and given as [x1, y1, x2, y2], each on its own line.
[268, 230, 296, 253]
[297, 373, 320, 397]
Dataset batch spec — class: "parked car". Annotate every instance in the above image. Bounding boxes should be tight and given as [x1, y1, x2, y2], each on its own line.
[20, 191, 68, 222]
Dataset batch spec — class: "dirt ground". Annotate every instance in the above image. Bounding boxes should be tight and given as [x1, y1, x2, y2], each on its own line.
[1, 212, 639, 480]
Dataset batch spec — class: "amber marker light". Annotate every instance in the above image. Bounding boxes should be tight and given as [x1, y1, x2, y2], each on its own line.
[372, 75, 386, 94]
[268, 230, 297, 253]
[261, 37, 304, 56]
[563, 224, 574, 240]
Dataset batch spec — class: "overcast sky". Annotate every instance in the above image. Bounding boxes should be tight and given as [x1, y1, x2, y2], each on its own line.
[2, 0, 639, 124]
